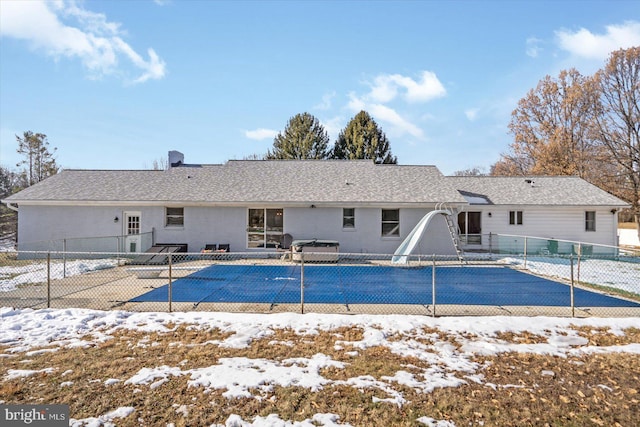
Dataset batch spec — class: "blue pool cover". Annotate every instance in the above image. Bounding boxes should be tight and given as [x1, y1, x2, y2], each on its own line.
[130, 264, 640, 308]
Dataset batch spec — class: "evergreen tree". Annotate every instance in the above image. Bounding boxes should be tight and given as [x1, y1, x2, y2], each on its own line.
[266, 113, 330, 159]
[16, 131, 59, 186]
[332, 111, 397, 164]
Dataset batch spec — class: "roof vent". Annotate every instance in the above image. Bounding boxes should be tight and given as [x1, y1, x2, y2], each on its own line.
[169, 151, 184, 167]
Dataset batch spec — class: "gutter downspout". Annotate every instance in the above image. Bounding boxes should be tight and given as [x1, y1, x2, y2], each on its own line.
[3, 202, 18, 212]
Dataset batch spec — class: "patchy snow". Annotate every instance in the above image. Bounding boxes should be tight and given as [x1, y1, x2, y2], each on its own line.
[70, 406, 135, 427]
[619, 228, 640, 247]
[1, 307, 640, 426]
[0, 259, 119, 292]
[4, 367, 55, 380]
[0, 236, 15, 252]
[498, 256, 640, 295]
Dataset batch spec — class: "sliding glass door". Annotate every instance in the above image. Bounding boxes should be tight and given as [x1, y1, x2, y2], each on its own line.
[247, 208, 283, 248]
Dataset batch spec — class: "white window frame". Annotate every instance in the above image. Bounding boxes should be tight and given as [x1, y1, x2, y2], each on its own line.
[585, 211, 596, 232]
[509, 210, 523, 225]
[165, 207, 184, 227]
[381, 209, 400, 237]
[343, 208, 355, 229]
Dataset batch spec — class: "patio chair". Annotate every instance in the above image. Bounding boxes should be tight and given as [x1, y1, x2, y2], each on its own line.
[201, 244, 217, 253]
[277, 234, 293, 260]
[217, 244, 230, 252]
[277, 234, 293, 251]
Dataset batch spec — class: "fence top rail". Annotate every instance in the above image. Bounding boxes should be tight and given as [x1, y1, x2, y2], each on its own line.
[492, 233, 623, 251]
[1, 250, 456, 257]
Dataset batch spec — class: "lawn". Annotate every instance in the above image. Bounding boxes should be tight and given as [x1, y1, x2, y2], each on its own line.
[1, 308, 639, 426]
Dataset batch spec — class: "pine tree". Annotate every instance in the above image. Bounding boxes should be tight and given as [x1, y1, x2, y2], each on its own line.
[332, 111, 397, 164]
[267, 113, 330, 159]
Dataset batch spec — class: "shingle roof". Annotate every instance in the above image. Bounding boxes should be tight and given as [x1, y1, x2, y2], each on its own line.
[3, 161, 628, 207]
[447, 176, 629, 206]
[3, 160, 466, 206]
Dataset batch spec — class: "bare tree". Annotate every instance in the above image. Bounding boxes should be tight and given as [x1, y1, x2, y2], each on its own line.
[152, 157, 168, 170]
[492, 69, 607, 184]
[16, 131, 59, 186]
[452, 166, 487, 176]
[592, 47, 640, 237]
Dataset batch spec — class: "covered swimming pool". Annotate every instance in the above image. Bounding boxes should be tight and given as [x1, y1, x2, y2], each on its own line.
[129, 264, 640, 309]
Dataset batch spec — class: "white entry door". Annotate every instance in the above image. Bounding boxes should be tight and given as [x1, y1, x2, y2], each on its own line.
[123, 211, 142, 253]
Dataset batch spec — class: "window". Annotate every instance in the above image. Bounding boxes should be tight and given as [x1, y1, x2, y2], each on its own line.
[458, 211, 482, 244]
[165, 207, 184, 227]
[247, 208, 283, 248]
[509, 210, 523, 225]
[343, 208, 355, 228]
[381, 209, 400, 237]
[126, 214, 140, 235]
[585, 211, 596, 232]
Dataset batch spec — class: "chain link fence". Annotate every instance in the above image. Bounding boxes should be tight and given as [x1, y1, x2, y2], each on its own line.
[1, 237, 638, 317]
[13, 232, 154, 254]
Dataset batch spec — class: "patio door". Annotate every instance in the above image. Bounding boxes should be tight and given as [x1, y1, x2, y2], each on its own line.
[123, 211, 142, 253]
[247, 208, 283, 248]
[458, 211, 482, 245]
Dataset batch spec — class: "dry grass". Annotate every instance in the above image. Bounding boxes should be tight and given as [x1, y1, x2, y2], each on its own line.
[1, 325, 639, 426]
[618, 222, 638, 230]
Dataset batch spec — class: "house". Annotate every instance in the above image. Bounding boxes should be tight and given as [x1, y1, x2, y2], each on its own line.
[1, 152, 629, 255]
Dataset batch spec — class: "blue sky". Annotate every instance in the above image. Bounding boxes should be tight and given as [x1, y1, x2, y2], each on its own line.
[1, 0, 639, 174]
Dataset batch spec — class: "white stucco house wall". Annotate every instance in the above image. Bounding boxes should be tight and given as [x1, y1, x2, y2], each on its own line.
[1, 152, 629, 256]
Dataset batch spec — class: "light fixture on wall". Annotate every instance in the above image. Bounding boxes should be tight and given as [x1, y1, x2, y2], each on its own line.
[488, 212, 492, 217]
[310, 204, 316, 209]
[114, 216, 119, 223]
[611, 209, 617, 214]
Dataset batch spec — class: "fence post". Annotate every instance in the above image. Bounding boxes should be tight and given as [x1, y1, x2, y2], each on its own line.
[300, 253, 305, 314]
[63, 239, 67, 278]
[47, 252, 51, 309]
[432, 254, 436, 318]
[488, 233, 493, 258]
[570, 255, 575, 318]
[168, 253, 173, 313]
[523, 236, 527, 270]
[576, 242, 581, 283]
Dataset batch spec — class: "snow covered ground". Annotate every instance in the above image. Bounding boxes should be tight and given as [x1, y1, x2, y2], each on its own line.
[0, 259, 119, 292]
[619, 228, 640, 247]
[498, 256, 640, 295]
[1, 307, 639, 426]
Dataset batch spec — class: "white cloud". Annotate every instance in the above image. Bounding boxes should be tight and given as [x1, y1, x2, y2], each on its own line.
[347, 92, 366, 112]
[368, 71, 446, 103]
[341, 70, 447, 140]
[313, 91, 336, 110]
[465, 108, 479, 121]
[0, 0, 166, 84]
[347, 93, 424, 139]
[244, 128, 278, 140]
[319, 116, 344, 142]
[556, 21, 640, 60]
[368, 103, 424, 138]
[526, 37, 543, 58]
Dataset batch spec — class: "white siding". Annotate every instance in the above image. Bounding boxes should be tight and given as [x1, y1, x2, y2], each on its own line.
[15, 204, 620, 255]
[465, 206, 619, 252]
[283, 207, 456, 254]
